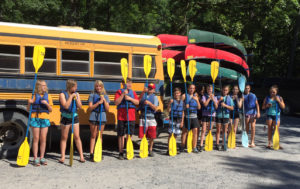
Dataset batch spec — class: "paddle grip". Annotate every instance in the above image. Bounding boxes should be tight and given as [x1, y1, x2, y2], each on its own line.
[25, 73, 37, 137]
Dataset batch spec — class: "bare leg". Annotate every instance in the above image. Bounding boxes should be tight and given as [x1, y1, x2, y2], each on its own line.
[89, 123, 98, 154]
[200, 122, 207, 146]
[234, 118, 239, 134]
[266, 120, 273, 147]
[32, 127, 40, 160]
[216, 123, 221, 145]
[149, 139, 154, 151]
[73, 123, 85, 161]
[192, 128, 198, 148]
[250, 118, 256, 147]
[181, 128, 187, 148]
[118, 136, 125, 153]
[60, 125, 71, 162]
[223, 124, 228, 145]
[39, 127, 48, 159]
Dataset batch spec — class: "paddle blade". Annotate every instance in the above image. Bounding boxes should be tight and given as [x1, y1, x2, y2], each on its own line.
[238, 75, 246, 93]
[242, 131, 249, 148]
[187, 130, 193, 153]
[167, 58, 175, 81]
[126, 136, 134, 160]
[16, 137, 30, 166]
[180, 60, 187, 82]
[188, 60, 197, 82]
[210, 61, 219, 83]
[144, 55, 152, 79]
[273, 126, 280, 150]
[121, 58, 128, 84]
[169, 134, 177, 156]
[94, 133, 102, 162]
[32, 46, 45, 73]
[205, 131, 213, 151]
[228, 129, 236, 149]
[139, 135, 149, 158]
[69, 133, 74, 166]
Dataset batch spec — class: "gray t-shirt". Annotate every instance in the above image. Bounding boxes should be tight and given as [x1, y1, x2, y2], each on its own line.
[88, 93, 110, 122]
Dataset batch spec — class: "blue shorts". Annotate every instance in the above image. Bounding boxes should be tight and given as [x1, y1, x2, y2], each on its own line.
[267, 115, 280, 122]
[30, 118, 50, 128]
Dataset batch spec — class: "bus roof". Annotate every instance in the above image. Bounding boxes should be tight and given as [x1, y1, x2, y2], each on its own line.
[0, 22, 161, 46]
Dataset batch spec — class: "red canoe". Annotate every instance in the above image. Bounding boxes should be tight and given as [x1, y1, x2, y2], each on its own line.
[157, 34, 188, 48]
[185, 45, 249, 76]
[162, 49, 185, 62]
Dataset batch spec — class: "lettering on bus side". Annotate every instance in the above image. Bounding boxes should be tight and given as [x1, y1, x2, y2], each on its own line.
[64, 41, 85, 46]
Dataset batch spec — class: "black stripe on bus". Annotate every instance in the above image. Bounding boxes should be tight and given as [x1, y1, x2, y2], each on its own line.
[0, 32, 158, 48]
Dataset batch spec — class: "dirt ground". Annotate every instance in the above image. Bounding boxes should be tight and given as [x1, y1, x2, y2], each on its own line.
[1, 115, 300, 189]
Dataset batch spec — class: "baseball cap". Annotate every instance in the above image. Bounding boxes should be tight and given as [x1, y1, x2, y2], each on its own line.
[148, 83, 156, 89]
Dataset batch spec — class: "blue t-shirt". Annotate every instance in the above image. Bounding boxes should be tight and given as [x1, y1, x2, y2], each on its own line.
[244, 93, 257, 115]
[88, 93, 110, 122]
[216, 95, 234, 118]
[140, 94, 159, 118]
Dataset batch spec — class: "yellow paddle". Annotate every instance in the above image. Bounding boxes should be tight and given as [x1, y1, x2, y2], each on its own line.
[205, 60, 219, 152]
[273, 102, 280, 150]
[17, 46, 45, 167]
[228, 108, 236, 149]
[121, 58, 134, 160]
[139, 55, 152, 158]
[167, 58, 177, 156]
[94, 101, 103, 162]
[69, 98, 76, 166]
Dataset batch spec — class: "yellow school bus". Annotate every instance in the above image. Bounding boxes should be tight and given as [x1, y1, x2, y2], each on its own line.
[0, 22, 163, 158]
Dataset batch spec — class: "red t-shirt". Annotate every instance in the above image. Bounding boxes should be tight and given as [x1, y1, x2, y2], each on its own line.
[114, 89, 138, 121]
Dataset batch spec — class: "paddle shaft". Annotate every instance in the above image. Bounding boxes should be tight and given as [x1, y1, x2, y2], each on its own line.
[144, 80, 148, 134]
[25, 73, 38, 137]
[170, 82, 174, 132]
[184, 82, 190, 131]
[99, 103, 103, 131]
[209, 84, 215, 130]
[71, 98, 76, 134]
[242, 94, 246, 131]
[125, 84, 130, 135]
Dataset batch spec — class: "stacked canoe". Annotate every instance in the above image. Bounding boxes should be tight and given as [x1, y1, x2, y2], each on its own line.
[157, 29, 249, 81]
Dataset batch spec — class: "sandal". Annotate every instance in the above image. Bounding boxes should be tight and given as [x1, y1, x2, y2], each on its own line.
[266, 145, 271, 149]
[33, 159, 40, 167]
[40, 158, 47, 165]
[58, 159, 64, 164]
[79, 159, 86, 163]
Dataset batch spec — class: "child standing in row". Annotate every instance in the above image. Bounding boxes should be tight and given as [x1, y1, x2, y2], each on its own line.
[114, 78, 139, 160]
[262, 85, 285, 149]
[28, 80, 53, 166]
[88, 80, 110, 160]
[215, 85, 234, 151]
[230, 85, 243, 135]
[199, 84, 218, 151]
[59, 79, 85, 163]
[181, 84, 201, 153]
[167, 87, 184, 154]
[244, 84, 260, 148]
[138, 83, 159, 157]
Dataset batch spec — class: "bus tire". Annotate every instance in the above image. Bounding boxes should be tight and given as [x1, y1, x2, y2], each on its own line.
[0, 110, 32, 159]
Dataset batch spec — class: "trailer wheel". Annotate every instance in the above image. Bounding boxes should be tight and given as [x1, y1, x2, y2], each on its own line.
[0, 110, 32, 159]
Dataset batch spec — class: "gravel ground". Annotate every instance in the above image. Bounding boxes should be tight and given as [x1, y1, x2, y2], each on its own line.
[0, 115, 300, 189]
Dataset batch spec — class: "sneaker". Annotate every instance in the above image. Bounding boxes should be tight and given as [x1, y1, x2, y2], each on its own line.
[165, 150, 169, 156]
[118, 153, 124, 160]
[192, 148, 199, 153]
[217, 144, 222, 151]
[179, 146, 184, 153]
[149, 151, 154, 157]
[90, 153, 94, 161]
[198, 146, 204, 152]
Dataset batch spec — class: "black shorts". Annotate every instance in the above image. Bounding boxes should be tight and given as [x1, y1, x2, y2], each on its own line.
[89, 121, 107, 125]
[202, 116, 215, 123]
[60, 116, 79, 125]
[117, 120, 135, 136]
[184, 118, 200, 129]
[216, 118, 230, 124]
[230, 112, 240, 119]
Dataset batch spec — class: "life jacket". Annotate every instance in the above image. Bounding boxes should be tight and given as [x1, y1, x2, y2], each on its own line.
[266, 95, 281, 113]
[92, 93, 106, 113]
[186, 93, 198, 114]
[139, 93, 156, 115]
[32, 93, 49, 113]
[172, 100, 184, 118]
[231, 95, 240, 112]
[202, 93, 215, 112]
[217, 95, 232, 114]
[244, 93, 256, 110]
[60, 91, 77, 113]
[117, 89, 136, 109]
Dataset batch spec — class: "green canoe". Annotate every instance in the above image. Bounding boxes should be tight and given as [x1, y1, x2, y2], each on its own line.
[187, 62, 243, 80]
[188, 29, 247, 61]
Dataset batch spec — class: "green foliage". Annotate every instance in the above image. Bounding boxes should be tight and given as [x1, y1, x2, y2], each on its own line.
[0, 0, 299, 78]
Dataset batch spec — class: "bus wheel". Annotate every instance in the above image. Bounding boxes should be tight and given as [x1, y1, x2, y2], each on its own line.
[0, 111, 32, 159]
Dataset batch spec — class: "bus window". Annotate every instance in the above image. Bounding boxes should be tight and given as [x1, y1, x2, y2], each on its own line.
[94, 51, 128, 76]
[25, 47, 56, 74]
[132, 54, 156, 78]
[0, 44, 20, 73]
[61, 50, 89, 75]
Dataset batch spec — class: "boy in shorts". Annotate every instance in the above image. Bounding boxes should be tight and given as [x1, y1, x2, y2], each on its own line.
[114, 78, 139, 160]
[167, 87, 184, 155]
[138, 83, 159, 157]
